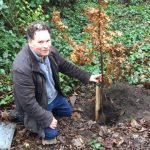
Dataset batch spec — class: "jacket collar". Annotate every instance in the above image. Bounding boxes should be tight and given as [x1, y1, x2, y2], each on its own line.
[26, 44, 43, 73]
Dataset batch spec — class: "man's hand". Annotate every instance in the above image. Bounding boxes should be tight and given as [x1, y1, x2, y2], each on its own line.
[89, 74, 102, 83]
[49, 117, 57, 129]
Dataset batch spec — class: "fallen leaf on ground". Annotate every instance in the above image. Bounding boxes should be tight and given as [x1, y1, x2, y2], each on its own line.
[131, 119, 141, 129]
[139, 118, 149, 127]
[71, 112, 81, 121]
[99, 126, 109, 136]
[0, 110, 9, 121]
[73, 107, 83, 112]
[69, 93, 77, 106]
[71, 136, 84, 148]
[112, 137, 125, 147]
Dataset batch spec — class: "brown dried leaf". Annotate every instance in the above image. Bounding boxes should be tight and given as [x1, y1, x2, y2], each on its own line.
[73, 107, 83, 112]
[112, 137, 125, 147]
[139, 118, 149, 128]
[1, 110, 9, 121]
[117, 137, 125, 146]
[104, 76, 113, 86]
[71, 112, 81, 121]
[112, 132, 119, 138]
[99, 126, 108, 136]
[87, 120, 96, 129]
[138, 127, 147, 132]
[131, 119, 142, 129]
[71, 136, 84, 148]
[69, 94, 77, 107]
[18, 128, 26, 137]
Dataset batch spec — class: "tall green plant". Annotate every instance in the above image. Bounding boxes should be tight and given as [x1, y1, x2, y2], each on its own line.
[0, 0, 49, 34]
[0, 23, 25, 73]
[0, 22, 25, 106]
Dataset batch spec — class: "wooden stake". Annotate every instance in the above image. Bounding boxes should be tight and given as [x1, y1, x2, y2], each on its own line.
[95, 84, 102, 121]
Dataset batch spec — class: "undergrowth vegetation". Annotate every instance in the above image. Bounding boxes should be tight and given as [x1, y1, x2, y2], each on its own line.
[0, 0, 149, 105]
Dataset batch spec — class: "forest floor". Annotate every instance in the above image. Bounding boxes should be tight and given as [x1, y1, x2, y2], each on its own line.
[1, 82, 150, 150]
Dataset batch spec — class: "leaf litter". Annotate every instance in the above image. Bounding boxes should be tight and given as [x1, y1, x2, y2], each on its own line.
[1, 82, 150, 149]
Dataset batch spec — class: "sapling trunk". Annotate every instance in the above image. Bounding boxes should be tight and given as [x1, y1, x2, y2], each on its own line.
[95, 0, 106, 123]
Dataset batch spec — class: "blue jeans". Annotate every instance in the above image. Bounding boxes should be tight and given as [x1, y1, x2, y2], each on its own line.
[44, 94, 72, 140]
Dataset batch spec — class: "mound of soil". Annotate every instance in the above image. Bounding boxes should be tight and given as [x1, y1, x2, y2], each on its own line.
[1, 82, 150, 149]
[104, 82, 150, 122]
[82, 82, 150, 124]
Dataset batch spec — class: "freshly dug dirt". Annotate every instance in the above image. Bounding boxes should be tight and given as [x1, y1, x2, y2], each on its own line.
[2, 82, 150, 149]
[82, 82, 150, 124]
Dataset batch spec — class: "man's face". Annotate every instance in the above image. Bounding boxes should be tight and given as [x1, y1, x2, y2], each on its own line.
[29, 30, 51, 57]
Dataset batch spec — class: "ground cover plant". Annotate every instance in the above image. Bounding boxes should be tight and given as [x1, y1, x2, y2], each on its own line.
[0, 0, 150, 149]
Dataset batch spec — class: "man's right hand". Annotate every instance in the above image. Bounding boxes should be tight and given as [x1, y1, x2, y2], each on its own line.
[49, 117, 57, 129]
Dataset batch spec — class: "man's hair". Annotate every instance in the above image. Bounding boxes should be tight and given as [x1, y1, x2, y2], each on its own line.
[27, 21, 51, 40]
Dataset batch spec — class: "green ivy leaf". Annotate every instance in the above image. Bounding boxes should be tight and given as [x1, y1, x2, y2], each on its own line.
[0, 69, 5, 75]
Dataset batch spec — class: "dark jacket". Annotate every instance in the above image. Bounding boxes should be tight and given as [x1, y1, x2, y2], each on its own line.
[12, 44, 91, 137]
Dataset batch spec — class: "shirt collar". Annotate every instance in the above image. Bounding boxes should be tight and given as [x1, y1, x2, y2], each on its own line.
[30, 47, 47, 63]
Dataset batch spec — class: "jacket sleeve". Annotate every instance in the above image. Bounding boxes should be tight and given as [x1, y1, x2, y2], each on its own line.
[13, 68, 53, 128]
[51, 47, 92, 84]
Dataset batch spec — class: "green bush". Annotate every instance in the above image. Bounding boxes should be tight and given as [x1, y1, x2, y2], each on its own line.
[0, 23, 25, 73]
[30, 0, 76, 7]
[0, 22, 25, 105]
[107, 1, 150, 83]
[0, 0, 49, 34]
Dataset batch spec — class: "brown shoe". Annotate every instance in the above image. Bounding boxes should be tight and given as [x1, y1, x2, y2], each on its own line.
[42, 138, 57, 145]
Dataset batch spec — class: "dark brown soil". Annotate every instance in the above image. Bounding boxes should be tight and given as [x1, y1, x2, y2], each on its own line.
[2, 82, 150, 149]
[82, 82, 150, 124]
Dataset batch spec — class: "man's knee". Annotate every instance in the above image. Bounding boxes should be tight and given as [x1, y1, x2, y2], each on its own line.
[61, 106, 72, 117]
[67, 106, 72, 116]
[53, 104, 72, 117]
